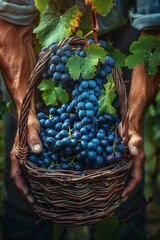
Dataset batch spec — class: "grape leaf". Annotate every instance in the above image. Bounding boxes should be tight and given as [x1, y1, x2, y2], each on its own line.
[66, 44, 106, 79]
[34, 5, 82, 47]
[85, 0, 113, 16]
[0, 100, 12, 119]
[126, 35, 160, 75]
[99, 74, 116, 115]
[34, 0, 47, 13]
[106, 38, 126, 74]
[76, 29, 83, 38]
[66, 55, 84, 80]
[38, 79, 69, 106]
[33, 10, 60, 47]
[147, 46, 160, 75]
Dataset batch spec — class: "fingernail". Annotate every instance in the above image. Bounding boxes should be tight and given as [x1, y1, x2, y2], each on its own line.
[132, 146, 138, 155]
[33, 144, 41, 152]
[28, 195, 35, 204]
[24, 188, 29, 195]
[122, 196, 128, 202]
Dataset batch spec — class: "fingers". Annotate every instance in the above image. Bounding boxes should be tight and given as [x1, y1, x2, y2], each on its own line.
[121, 148, 145, 199]
[27, 113, 42, 154]
[128, 134, 143, 156]
[10, 139, 35, 204]
[12, 174, 35, 204]
[27, 128, 42, 154]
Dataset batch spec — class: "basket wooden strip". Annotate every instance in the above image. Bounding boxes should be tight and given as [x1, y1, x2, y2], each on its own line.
[112, 67, 129, 145]
[16, 37, 132, 226]
[17, 49, 51, 162]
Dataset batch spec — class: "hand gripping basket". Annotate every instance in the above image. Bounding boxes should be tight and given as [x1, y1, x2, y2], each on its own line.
[16, 37, 132, 227]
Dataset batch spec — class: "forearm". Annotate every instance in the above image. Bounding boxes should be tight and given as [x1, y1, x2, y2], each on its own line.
[0, 19, 36, 119]
[129, 63, 160, 136]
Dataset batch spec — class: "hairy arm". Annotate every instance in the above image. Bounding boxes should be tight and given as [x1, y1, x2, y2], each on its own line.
[0, 20, 41, 203]
[122, 32, 160, 198]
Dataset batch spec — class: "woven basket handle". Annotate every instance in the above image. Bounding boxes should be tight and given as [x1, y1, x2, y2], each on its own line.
[112, 67, 129, 145]
[16, 37, 129, 163]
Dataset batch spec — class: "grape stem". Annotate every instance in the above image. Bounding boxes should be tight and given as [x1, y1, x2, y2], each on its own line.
[91, 8, 99, 43]
[79, 0, 99, 43]
[80, 0, 92, 25]
[83, 30, 94, 38]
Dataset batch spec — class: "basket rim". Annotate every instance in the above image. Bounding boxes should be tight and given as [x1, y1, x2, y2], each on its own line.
[24, 155, 132, 183]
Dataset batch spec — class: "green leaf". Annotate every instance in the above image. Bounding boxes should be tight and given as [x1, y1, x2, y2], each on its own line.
[147, 46, 160, 75]
[38, 79, 69, 106]
[99, 74, 117, 115]
[93, 216, 126, 240]
[34, 10, 60, 47]
[34, 5, 82, 47]
[85, 0, 113, 16]
[0, 100, 12, 119]
[66, 44, 106, 79]
[66, 55, 84, 80]
[126, 35, 160, 75]
[106, 38, 126, 74]
[34, 0, 47, 13]
[125, 54, 144, 69]
[76, 29, 83, 38]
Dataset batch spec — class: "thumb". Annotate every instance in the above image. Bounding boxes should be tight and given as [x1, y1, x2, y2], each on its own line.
[128, 134, 143, 156]
[27, 127, 42, 154]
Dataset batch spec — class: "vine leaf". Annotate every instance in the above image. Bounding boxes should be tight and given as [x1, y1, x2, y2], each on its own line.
[34, 0, 47, 13]
[66, 44, 106, 79]
[106, 37, 126, 74]
[34, 5, 82, 47]
[0, 100, 12, 119]
[66, 55, 84, 80]
[38, 79, 69, 106]
[34, 0, 63, 13]
[99, 74, 116, 115]
[126, 35, 160, 75]
[33, 10, 60, 47]
[85, 0, 113, 16]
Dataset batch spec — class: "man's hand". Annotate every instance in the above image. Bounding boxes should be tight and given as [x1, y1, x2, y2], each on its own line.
[0, 19, 42, 203]
[27, 109, 42, 153]
[121, 54, 160, 200]
[121, 132, 145, 200]
[10, 110, 42, 203]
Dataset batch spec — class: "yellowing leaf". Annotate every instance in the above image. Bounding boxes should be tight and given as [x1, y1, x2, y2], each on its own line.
[34, 5, 82, 47]
[34, 0, 47, 13]
[85, 0, 113, 16]
[85, 0, 92, 5]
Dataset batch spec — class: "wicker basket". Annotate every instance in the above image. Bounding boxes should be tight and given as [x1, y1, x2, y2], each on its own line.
[16, 37, 132, 227]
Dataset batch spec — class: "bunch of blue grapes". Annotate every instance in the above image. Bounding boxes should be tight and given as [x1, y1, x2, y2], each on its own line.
[41, 41, 87, 92]
[41, 39, 115, 93]
[28, 39, 126, 172]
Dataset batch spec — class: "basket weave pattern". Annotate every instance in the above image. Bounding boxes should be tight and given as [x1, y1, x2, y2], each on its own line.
[17, 37, 132, 226]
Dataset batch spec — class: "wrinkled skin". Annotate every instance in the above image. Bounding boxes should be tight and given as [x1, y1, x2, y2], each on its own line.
[0, 19, 42, 203]
[121, 31, 160, 199]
